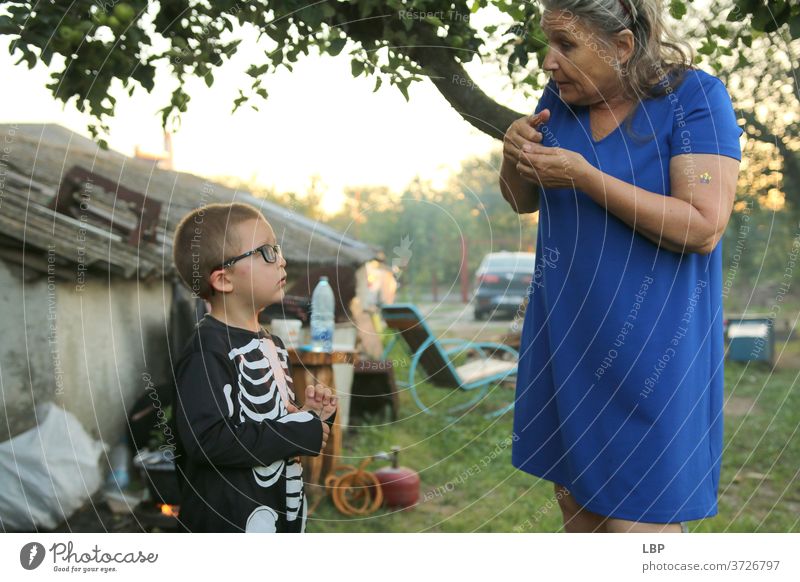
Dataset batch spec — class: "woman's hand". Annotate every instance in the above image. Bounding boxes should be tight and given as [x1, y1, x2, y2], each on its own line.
[503, 110, 550, 170]
[517, 142, 593, 189]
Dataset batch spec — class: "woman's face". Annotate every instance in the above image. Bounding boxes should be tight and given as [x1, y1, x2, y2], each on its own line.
[540, 10, 632, 106]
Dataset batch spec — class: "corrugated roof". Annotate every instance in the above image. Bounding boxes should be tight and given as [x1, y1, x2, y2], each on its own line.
[0, 123, 381, 278]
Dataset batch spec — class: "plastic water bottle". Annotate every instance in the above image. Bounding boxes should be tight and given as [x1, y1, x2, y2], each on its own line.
[310, 277, 335, 352]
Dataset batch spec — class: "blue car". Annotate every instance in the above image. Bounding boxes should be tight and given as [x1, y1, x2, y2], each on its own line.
[473, 252, 536, 320]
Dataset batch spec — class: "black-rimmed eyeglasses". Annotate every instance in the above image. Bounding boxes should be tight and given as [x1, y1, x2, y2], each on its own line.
[213, 243, 282, 272]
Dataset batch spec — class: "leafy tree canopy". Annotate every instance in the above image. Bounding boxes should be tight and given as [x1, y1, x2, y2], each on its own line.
[2, 0, 797, 146]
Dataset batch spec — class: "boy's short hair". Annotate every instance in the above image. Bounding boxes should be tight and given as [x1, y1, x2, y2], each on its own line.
[172, 202, 265, 299]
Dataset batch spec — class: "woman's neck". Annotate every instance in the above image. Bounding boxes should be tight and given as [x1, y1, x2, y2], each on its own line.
[589, 83, 633, 113]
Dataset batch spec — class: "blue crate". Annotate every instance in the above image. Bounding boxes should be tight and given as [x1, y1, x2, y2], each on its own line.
[726, 317, 774, 365]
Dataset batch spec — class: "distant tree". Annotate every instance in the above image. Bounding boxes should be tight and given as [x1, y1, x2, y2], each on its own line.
[213, 173, 326, 221]
[325, 151, 536, 295]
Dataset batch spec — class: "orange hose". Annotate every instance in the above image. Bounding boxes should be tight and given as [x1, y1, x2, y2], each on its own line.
[319, 457, 384, 516]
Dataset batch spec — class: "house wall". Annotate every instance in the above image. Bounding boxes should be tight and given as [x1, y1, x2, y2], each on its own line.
[0, 258, 172, 446]
[0, 260, 54, 440]
[54, 278, 172, 445]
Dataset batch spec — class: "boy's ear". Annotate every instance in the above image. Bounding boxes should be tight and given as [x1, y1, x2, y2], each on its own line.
[208, 268, 234, 295]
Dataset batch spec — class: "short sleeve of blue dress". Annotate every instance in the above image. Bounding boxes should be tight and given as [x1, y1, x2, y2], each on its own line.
[511, 69, 743, 523]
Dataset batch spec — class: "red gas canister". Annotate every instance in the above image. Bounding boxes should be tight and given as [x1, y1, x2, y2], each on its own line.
[373, 446, 420, 508]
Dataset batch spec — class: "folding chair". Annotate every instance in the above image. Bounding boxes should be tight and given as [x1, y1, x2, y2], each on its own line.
[380, 303, 517, 418]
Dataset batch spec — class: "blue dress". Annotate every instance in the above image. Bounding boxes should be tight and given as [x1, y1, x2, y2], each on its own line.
[511, 69, 743, 523]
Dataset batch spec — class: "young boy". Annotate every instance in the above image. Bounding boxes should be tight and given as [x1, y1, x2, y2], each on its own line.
[171, 202, 336, 532]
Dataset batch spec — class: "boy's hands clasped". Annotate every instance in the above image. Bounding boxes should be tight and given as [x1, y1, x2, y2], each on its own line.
[287, 383, 337, 453]
[302, 383, 337, 421]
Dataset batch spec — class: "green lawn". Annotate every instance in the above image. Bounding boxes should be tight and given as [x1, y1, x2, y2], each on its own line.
[309, 339, 800, 533]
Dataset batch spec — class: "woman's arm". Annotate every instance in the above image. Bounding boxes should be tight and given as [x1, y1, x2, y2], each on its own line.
[500, 157, 540, 214]
[500, 110, 551, 215]
[520, 143, 740, 254]
[575, 153, 740, 254]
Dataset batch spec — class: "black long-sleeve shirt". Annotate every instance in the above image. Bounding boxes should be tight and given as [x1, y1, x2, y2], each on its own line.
[173, 314, 323, 532]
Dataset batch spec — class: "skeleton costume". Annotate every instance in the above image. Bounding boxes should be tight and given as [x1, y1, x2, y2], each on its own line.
[173, 314, 324, 532]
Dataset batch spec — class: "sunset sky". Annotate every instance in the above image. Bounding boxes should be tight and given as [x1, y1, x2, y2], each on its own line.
[1, 29, 535, 214]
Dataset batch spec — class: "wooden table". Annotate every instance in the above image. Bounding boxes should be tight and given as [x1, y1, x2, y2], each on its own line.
[287, 348, 357, 495]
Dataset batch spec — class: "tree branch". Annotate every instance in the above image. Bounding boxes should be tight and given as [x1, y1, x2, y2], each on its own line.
[404, 40, 526, 140]
[332, 5, 527, 141]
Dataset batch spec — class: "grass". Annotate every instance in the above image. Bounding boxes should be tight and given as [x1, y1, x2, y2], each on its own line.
[309, 338, 800, 533]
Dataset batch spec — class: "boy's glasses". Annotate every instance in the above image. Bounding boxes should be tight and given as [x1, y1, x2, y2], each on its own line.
[213, 243, 282, 272]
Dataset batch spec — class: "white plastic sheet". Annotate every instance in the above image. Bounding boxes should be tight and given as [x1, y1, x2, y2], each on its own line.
[0, 402, 104, 531]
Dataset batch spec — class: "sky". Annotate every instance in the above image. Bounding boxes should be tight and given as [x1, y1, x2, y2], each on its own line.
[1, 26, 535, 214]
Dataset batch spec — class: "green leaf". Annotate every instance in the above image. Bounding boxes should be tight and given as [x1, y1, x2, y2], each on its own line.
[328, 38, 347, 57]
[790, 15, 800, 39]
[246, 63, 269, 77]
[698, 39, 716, 55]
[204, 73, 213, 88]
[132, 64, 155, 92]
[351, 59, 364, 77]
[424, 16, 445, 28]
[232, 91, 248, 113]
[669, 0, 687, 20]
[397, 80, 409, 101]
[373, 76, 382, 92]
[14, 48, 35, 69]
[320, 4, 337, 19]
[0, 15, 19, 35]
[737, 53, 748, 68]
[303, 8, 324, 28]
[709, 24, 729, 38]
[751, 7, 773, 32]
[265, 24, 287, 43]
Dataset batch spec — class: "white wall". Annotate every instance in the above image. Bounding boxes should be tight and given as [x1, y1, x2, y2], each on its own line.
[0, 260, 53, 439]
[0, 258, 172, 446]
[54, 277, 172, 444]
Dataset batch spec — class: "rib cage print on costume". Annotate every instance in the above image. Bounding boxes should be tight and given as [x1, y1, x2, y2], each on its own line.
[228, 336, 306, 527]
[173, 314, 323, 533]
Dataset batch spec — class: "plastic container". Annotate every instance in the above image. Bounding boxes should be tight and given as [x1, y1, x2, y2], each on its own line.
[106, 441, 130, 490]
[270, 318, 303, 348]
[310, 277, 335, 352]
[727, 317, 774, 365]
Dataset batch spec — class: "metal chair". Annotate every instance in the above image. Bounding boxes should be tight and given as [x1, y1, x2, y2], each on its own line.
[380, 303, 517, 418]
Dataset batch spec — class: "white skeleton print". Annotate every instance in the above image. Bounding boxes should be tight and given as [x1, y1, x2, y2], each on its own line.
[175, 316, 322, 532]
[228, 337, 305, 525]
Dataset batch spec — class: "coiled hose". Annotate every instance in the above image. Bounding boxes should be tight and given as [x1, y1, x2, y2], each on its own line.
[311, 457, 384, 516]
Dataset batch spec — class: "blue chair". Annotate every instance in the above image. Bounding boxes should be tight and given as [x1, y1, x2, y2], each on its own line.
[380, 303, 517, 418]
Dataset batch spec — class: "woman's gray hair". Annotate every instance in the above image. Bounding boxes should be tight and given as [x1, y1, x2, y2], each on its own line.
[541, 0, 694, 98]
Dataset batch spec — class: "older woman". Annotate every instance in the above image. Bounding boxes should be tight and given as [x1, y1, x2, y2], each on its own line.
[502, 0, 742, 533]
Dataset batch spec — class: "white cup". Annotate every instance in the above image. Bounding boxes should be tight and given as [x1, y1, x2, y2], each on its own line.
[269, 319, 303, 348]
